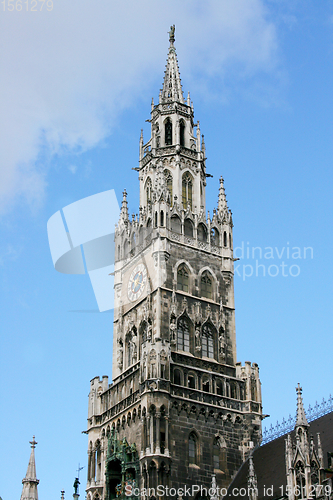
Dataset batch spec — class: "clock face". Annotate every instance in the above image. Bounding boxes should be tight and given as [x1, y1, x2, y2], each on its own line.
[127, 263, 148, 302]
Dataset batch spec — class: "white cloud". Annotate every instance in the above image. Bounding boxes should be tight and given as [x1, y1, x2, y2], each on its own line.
[0, 0, 280, 215]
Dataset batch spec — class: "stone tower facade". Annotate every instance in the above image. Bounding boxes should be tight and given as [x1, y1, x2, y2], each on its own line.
[86, 26, 262, 500]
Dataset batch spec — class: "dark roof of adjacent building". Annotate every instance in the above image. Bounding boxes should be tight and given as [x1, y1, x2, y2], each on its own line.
[226, 412, 333, 500]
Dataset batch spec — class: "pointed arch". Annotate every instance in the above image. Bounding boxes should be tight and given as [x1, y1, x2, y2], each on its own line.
[124, 239, 129, 258]
[177, 264, 190, 293]
[165, 118, 172, 145]
[182, 171, 193, 210]
[170, 214, 181, 233]
[211, 227, 220, 246]
[188, 431, 199, 465]
[180, 119, 185, 147]
[200, 271, 213, 299]
[177, 314, 191, 352]
[145, 177, 152, 204]
[202, 321, 216, 359]
[184, 218, 194, 237]
[197, 222, 208, 242]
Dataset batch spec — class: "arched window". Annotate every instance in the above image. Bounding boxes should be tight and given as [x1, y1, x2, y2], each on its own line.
[131, 233, 136, 252]
[182, 172, 193, 210]
[197, 223, 207, 242]
[140, 321, 148, 343]
[164, 169, 173, 204]
[184, 218, 194, 237]
[170, 214, 181, 233]
[216, 379, 223, 396]
[180, 120, 185, 146]
[154, 212, 158, 227]
[146, 177, 152, 204]
[127, 341, 132, 367]
[188, 374, 196, 389]
[177, 265, 189, 292]
[201, 272, 213, 299]
[165, 119, 172, 145]
[202, 379, 210, 392]
[211, 227, 220, 246]
[139, 227, 144, 246]
[189, 433, 197, 465]
[224, 231, 228, 247]
[177, 316, 190, 352]
[202, 323, 214, 358]
[160, 210, 164, 226]
[174, 369, 181, 385]
[124, 240, 129, 258]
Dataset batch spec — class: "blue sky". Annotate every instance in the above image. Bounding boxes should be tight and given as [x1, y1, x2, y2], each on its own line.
[1, 0, 333, 498]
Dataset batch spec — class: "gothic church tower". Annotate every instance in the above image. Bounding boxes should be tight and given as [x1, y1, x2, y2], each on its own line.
[86, 26, 262, 500]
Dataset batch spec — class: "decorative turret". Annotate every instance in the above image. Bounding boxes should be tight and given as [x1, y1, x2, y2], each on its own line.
[285, 385, 324, 500]
[218, 176, 228, 214]
[20, 436, 39, 500]
[119, 189, 129, 225]
[295, 383, 309, 429]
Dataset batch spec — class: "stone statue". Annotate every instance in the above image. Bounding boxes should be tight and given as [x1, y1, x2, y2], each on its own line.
[73, 477, 80, 494]
[195, 326, 201, 352]
[147, 323, 152, 341]
[169, 24, 175, 43]
[170, 317, 176, 344]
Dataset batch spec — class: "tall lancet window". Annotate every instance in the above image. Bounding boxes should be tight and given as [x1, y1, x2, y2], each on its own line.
[180, 120, 185, 146]
[165, 119, 172, 145]
[145, 177, 152, 205]
[182, 172, 193, 210]
[177, 264, 189, 292]
[201, 272, 213, 299]
[202, 323, 214, 359]
[188, 433, 198, 465]
[164, 169, 173, 204]
[177, 316, 190, 352]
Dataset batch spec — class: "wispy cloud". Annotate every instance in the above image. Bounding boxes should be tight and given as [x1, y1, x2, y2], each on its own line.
[0, 0, 281, 215]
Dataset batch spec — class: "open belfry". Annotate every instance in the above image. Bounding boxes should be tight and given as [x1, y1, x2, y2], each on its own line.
[86, 26, 263, 500]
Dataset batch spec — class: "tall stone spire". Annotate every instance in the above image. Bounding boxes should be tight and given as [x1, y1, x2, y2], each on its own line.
[20, 436, 39, 500]
[218, 176, 228, 213]
[161, 25, 184, 104]
[295, 383, 309, 428]
[120, 189, 129, 223]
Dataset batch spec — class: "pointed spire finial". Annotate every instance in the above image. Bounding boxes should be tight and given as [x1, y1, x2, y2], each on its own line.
[120, 189, 129, 223]
[161, 25, 184, 104]
[30, 435, 37, 449]
[218, 176, 228, 213]
[21, 436, 39, 500]
[295, 383, 309, 428]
